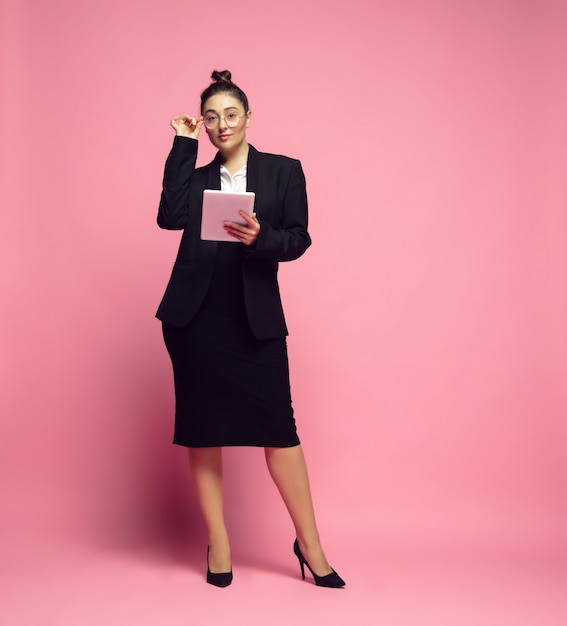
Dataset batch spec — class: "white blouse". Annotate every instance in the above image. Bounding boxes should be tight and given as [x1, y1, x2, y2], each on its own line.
[220, 164, 247, 193]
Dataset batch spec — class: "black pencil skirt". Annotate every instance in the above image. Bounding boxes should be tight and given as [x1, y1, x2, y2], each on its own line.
[162, 244, 300, 448]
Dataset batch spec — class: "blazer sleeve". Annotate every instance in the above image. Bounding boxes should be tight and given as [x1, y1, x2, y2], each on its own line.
[157, 137, 198, 230]
[247, 159, 312, 262]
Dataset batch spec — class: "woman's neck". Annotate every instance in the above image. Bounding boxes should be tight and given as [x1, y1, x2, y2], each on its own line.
[220, 142, 249, 176]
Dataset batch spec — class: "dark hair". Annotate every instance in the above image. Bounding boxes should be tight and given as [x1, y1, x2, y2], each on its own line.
[200, 70, 249, 114]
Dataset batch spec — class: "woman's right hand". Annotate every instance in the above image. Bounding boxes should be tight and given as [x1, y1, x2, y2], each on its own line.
[170, 115, 203, 139]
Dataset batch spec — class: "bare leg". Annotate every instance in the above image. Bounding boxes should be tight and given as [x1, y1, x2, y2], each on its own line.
[265, 445, 333, 576]
[188, 447, 231, 573]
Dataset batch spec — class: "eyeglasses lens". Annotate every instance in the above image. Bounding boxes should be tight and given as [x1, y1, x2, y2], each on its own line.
[204, 113, 242, 129]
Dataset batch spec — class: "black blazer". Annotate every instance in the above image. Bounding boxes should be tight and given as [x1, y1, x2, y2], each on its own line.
[156, 137, 312, 340]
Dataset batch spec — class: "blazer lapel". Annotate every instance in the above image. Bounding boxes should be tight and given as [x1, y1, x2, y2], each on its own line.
[246, 145, 260, 196]
[201, 154, 222, 256]
[207, 152, 222, 190]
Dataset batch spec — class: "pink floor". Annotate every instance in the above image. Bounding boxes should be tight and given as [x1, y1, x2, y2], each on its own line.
[2, 514, 566, 626]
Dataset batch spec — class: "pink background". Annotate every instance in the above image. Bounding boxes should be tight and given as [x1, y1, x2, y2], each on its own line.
[1, 0, 566, 624]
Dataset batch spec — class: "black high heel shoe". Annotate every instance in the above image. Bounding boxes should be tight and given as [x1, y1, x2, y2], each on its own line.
[206, 546, 233, 588]
[293, 539, 345, 588]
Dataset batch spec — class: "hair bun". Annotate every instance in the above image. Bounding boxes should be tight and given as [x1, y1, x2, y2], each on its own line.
[211, 70, 232, 84]
[200, 70, 249, 114]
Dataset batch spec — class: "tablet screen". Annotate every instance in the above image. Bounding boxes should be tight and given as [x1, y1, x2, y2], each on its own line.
[200, 189, 256, 242]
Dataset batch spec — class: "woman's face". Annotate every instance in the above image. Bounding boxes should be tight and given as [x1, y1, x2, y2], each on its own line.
[202, 92, 251, 153]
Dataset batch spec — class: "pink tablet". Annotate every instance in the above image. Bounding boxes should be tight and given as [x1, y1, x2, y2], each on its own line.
[200, 189, 256, 242]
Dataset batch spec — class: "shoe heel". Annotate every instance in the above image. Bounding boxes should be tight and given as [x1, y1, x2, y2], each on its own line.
[293, 538, 306, 579]
[292, 538, 345, 588]
[298, 557, 306, 580]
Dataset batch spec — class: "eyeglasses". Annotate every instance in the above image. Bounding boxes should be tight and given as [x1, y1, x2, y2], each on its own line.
[203, 111, 247, 129]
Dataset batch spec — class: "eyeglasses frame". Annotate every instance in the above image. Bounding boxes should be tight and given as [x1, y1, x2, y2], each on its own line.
[202, 111, 249, 129]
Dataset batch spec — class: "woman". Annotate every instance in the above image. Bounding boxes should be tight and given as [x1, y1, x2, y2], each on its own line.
[156, 70, 345, 588]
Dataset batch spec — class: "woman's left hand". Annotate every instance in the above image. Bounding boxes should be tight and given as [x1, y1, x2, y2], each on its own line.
[224, 211, 260, 246]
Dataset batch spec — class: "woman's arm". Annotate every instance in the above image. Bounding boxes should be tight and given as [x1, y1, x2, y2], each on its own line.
[157, 116, 203, 230]
[247, 159, 312, 262]
[157, 137, 199, 230]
